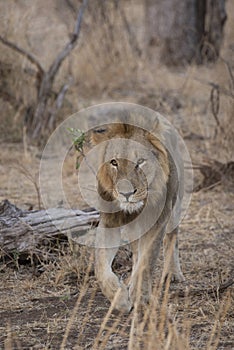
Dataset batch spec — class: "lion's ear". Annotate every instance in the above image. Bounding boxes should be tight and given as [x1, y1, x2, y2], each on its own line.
[90, 126, 109, 145]
[147, 133, 170, 177]
[147, 133, 167, 159]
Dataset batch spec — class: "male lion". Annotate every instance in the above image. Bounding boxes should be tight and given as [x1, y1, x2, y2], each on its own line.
[83, 114, 185, 312]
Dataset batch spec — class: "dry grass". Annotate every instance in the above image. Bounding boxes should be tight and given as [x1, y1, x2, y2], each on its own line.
[0, 199, 233, 349]
[0, 0, 234, 349]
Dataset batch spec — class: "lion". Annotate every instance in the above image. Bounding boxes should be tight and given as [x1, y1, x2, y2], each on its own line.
[83, 115, 185, 313]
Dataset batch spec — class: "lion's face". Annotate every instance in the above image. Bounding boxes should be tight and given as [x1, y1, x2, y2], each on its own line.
[90, 123, 170, 215]
[111, 158, 147, 214]
[100, 158, 148, 214]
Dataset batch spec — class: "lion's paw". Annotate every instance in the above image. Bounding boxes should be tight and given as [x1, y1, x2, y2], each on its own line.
[163, 271, 185, 283]
[111, 285, 133, 313]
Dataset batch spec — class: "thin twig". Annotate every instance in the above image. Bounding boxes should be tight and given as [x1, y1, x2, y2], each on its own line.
[47, 0, 88, 83]
[14, 163, 42, 209]
[210, 85, 220, 127]
[193, 77, 234, 99]
[175, 278, 234, 298]
[0, 35, 44, 76]
[48, 81, 71, 130]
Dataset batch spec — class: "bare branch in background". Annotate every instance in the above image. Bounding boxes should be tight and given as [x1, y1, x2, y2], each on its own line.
[31, 0, 89, 139]
[48, 80, 71, 130]
[0, 0, 88, 142]
[0, 35, 44, 77]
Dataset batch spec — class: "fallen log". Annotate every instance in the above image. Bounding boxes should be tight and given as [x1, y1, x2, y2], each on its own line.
[0, 200, 99, 259]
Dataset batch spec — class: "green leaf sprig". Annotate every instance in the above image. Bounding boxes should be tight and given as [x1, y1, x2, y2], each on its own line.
[67, 127, 86, 169]
[67, 127, 86, 152]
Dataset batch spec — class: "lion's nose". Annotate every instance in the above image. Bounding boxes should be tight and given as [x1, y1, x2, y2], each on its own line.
[119, 189, 137, 201]
[116, 179, 137, 201]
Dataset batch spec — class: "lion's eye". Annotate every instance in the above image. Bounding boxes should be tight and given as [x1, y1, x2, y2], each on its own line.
[93, 127, 106, 134]
[137, 158, 145, 165]
[135, 158, 145, 169]
[110, 159, 118, 167]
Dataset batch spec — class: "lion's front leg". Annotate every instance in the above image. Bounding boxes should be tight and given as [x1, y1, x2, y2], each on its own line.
[162, 227, 185, 282]
[95, 228, 132, 313]
[129, 227, 165, 307]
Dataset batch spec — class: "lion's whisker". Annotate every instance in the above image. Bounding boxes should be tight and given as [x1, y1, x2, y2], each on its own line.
[80, 186, 97, 193]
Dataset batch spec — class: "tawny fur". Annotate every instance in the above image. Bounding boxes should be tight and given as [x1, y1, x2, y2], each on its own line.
[85, 121, 184, 312]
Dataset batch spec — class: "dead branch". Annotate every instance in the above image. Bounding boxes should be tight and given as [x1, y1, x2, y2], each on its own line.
[193, 77, 234, 100]
[46, 0, 88, 85]
[210, 85, 221, 128]
[48, 80, 71, 130]
[31, 0, 88, 139]
[0, 0, 88, 142]
[174, 277, 234, 298]
[0, 200, 99, 259]
[0, 35, 44, 77]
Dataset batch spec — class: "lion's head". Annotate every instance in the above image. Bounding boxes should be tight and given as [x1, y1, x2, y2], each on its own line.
[89, 123, 173, 223]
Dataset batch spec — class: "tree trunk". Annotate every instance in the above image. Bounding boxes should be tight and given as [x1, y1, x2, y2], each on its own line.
[0, 200, 99, 259]
[145, 0, 226, 65]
